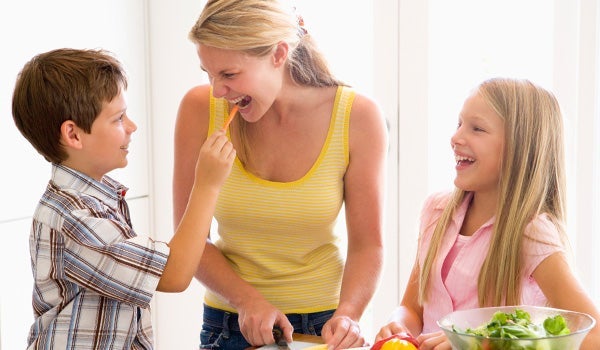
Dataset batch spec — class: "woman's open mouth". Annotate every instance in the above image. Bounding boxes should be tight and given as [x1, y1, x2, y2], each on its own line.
[230, 95, 252, 109]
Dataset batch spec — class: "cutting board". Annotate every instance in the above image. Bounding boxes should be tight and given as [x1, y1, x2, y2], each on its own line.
[254, 333, 323, 349]
[253, 333, 370, 350]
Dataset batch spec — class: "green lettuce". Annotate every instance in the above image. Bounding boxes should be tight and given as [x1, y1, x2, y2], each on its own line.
[452, 309, 571, 350]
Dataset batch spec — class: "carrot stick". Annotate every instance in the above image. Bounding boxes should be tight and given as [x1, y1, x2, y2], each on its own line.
[222, 105, 239, 131]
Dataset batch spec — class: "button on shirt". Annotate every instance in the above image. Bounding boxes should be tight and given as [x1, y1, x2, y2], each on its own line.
[27, 164, 169, 350]
[418, 191, 564, 333]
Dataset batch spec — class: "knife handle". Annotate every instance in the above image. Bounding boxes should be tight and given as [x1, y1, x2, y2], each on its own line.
[272, 327, 286, 346]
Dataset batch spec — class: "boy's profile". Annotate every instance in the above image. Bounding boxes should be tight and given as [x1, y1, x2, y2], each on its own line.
[12, 48, 235, 349]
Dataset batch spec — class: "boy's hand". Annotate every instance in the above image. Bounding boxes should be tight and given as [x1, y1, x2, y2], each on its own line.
[194, 130, 235, 189]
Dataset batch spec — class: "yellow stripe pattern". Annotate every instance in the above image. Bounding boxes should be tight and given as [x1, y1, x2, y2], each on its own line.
[205, 86, 354, 313]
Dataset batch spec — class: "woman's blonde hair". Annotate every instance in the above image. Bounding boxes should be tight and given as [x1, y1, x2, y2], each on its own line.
[189, 0, 344, 163]
[189, 0, 342, 88]
[418, 78, 568, 306]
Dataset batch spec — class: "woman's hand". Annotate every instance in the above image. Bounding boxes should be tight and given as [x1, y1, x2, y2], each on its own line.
[416, 331, 451, 350]
[237, 296, 293, 347]
[321, 315, 365, 349]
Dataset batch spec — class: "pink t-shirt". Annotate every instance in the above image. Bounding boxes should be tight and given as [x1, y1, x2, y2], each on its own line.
[417, 191, 565, 333]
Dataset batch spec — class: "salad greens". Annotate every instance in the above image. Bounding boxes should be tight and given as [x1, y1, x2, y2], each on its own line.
[450, 308, 572, 350]
[460, 308, 570, 338]
[543, 315, 571, 336]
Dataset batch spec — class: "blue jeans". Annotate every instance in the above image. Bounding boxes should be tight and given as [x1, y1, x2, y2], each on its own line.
[199, 304, 335, 350]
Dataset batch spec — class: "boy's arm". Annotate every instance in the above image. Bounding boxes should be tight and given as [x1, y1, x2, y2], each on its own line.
[55, 133, 232, 305]
[157, 130, 234, 292]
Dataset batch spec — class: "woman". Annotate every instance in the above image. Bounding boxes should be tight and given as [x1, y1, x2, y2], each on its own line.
[173, 1, 387, 349]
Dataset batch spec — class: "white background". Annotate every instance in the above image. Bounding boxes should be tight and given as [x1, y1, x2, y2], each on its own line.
[1, 1, 599, 349]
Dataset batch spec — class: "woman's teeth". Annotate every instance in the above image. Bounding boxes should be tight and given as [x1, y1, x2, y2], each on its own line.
[230, 96, 245, 104]
[229, 95, 252, 108]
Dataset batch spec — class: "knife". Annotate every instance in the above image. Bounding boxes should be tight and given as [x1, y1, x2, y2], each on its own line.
[273, 327, 293, 349]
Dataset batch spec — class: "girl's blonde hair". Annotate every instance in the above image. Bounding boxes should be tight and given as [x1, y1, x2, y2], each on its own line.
[418, 78, 568, 306]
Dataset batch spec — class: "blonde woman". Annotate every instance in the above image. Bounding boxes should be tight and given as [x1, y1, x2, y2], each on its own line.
[375, 78, 600, 350]
[172, 0, 387, 349]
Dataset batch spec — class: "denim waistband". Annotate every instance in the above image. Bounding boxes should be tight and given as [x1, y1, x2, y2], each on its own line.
[203, 305, 242, 332]
[202, 304, 335, 335]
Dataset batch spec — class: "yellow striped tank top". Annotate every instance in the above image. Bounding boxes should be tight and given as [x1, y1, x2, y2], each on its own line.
[205, 86, 354, 313]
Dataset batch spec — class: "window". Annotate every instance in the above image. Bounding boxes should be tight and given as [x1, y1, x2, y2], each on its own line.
[427, 0, 554, 193]
[427, 0, 600, 304]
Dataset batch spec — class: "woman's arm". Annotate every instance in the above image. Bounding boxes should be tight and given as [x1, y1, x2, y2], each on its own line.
[172, 85, 292, 346]
[321, 93, 387, 349]
[534, 252, 600, 350]
[173, 85, 212, 226]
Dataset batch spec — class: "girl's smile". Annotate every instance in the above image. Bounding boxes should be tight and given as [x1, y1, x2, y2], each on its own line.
[454, 151, 476, 170]
[451, 92, 504, 195]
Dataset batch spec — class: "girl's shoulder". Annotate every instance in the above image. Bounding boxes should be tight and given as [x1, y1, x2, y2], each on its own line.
[422, 191, 454, 212]
[524, 213, 564, 245]
[418, 191, 454, 231]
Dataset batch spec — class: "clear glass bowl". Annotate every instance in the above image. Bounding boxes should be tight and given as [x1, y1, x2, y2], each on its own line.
[437, 305, 596, 350]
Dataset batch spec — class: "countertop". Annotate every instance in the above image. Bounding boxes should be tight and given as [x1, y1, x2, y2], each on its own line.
[251, 334, 370, 350]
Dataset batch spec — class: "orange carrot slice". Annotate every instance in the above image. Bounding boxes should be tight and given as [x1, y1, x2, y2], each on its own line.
[222, 105, 239, 131]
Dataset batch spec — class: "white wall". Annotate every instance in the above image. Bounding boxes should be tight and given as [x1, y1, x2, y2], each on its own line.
[0, 0, 152, 348]
[145, 1, 208, 348]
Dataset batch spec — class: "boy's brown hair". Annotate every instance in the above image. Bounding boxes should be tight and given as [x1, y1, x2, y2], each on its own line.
[12, 48, 128, 163]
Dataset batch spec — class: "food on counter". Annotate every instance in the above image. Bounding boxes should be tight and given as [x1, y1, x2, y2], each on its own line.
[302, 344, 328, 350]
[370, 332, 418, 350]
[439, 306, 593, 350]
[455, 308, 571, 339]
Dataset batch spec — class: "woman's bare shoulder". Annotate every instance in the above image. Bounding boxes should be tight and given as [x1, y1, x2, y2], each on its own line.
[179, 84, 211, 112]
[348, 91, 387, 146]
[175, 85, 212, 140]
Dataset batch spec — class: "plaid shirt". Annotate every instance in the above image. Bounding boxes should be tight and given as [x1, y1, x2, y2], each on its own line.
[27, 164, 169, 350]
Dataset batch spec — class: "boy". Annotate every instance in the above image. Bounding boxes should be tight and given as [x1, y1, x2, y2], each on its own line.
[12, 48, 235, 349]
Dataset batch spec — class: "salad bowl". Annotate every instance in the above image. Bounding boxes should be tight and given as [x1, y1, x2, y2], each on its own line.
[437, 305, 595, 350]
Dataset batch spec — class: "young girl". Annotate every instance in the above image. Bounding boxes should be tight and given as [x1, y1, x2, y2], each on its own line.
[375, 78, 600, 350]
